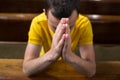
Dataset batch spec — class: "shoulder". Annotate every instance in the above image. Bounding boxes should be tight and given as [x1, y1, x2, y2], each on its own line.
[29, 12, 48, 33]
[76, 14, 90, 24]
[76, 14, 92, 28]
[32, 12, 47, 23]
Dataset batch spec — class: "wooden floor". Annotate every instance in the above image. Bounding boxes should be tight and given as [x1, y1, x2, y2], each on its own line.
[0, 59, 120, 80]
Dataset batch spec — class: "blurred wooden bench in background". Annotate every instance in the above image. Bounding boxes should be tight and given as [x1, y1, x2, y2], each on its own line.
[0, 0, 120, 80]
[0, 0, 120, 44]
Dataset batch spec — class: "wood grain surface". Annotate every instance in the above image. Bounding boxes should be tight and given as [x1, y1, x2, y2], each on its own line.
[0, 59, 120, 80]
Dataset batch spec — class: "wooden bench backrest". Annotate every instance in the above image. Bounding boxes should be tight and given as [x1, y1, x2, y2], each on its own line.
[0, 0, 120, 44]
[0, 0, 120, 14]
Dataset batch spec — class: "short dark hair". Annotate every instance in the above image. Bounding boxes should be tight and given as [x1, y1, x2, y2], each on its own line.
[44, 0, 80, 19]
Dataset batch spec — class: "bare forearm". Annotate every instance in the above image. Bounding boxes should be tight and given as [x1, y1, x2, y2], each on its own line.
[23, 50, 59, 76]
[66, 53, 96, 77]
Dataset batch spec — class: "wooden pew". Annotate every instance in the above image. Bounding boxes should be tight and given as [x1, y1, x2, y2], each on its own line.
[0, 13, 120, 44]
[88, 15, 120, 44]
[0, 0, 44, 13]
[0, 0, 120, 44]
[0, 0, 120, 15]
[80, 0, 120, 15]
[0, 13, 37, 42]
[0, 0, 120, 79]
[0, 59, 120, 80]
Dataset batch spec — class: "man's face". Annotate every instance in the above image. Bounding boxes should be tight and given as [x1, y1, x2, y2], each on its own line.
[46, 10, 78, 32]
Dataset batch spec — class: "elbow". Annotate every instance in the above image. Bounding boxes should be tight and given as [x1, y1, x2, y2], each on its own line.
[23, 67, 30, 77]
[22, 64, 32, 77]
[87, 64, 96, 77]
[23, 69, 28, 76]
[87, 68, 96, 77]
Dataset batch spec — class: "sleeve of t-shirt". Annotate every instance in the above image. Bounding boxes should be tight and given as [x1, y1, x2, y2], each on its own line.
[78, 18, 93, 45]
[28, 18, 43, 45]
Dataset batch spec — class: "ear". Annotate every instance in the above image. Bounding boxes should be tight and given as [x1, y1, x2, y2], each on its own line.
[43, 9, 48, 18]
[43, 9, 45, 12]
[43, 9, 47, 15]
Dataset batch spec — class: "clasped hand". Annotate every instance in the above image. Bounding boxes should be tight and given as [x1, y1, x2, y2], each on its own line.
[51, 18, 72, 61]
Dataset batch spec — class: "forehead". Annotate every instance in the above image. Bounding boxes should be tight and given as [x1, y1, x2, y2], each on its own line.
[47, 10, 78, 26]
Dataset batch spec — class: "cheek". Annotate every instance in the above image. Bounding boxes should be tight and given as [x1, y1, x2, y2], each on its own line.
[48, 23, 56, 32]
[69, 23, 75, 30]
[50, 26, 56, 32]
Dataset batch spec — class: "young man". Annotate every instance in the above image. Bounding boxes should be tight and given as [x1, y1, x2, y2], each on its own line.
[23, 0, 96, 77]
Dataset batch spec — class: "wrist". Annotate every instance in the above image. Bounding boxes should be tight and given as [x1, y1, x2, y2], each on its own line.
[62, 51, 73, 62]
[48, 49, 61, 62]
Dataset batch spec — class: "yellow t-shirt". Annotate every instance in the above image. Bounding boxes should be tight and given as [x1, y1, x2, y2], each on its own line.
[28, 12, 93, 56]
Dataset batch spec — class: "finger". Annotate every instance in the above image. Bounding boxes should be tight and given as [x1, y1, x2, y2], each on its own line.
[53, 18, 69, 45]
[55, 20, 69, 43]
[65, 23, 70, 34]
[55, 18, 69, 34]
[56, 24, 67, 42]
[56, 34, 66, 52]
[53, 25, 65, 45]
[65, 18, 69, 24]
[55, 18, 66, 33]
[62, 34, 68, 54]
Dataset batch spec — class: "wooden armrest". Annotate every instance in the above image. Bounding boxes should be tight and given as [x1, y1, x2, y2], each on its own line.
[0, 59, 120, 80]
